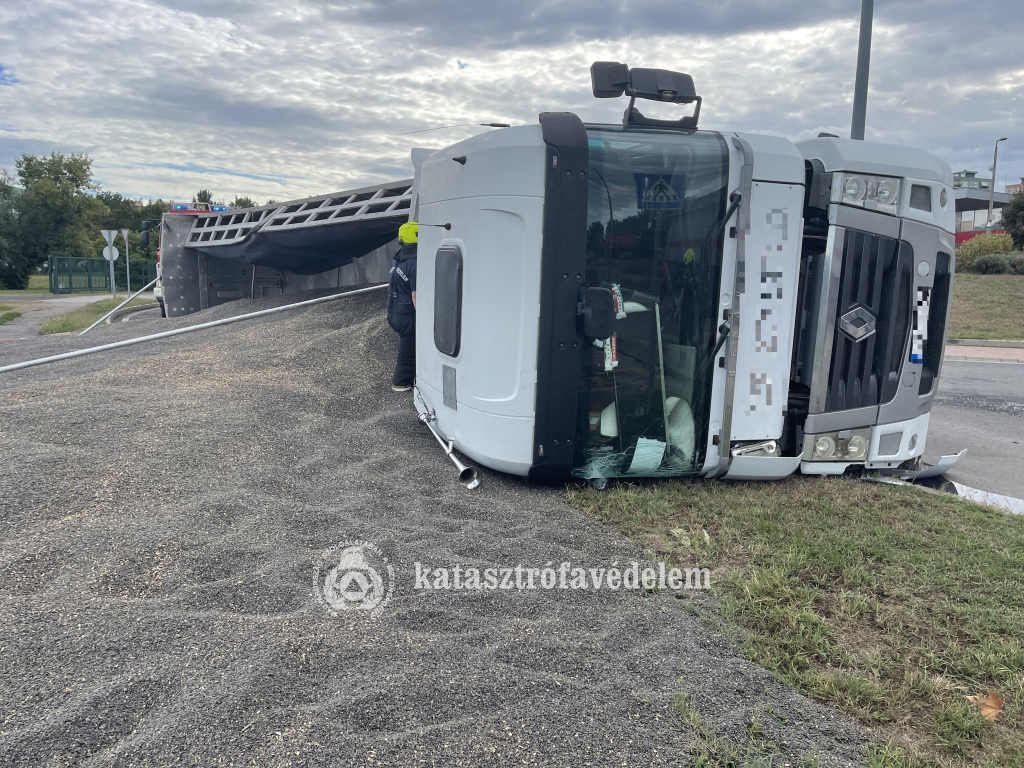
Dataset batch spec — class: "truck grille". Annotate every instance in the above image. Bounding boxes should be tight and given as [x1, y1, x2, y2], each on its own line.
[822, 229, 912, 412]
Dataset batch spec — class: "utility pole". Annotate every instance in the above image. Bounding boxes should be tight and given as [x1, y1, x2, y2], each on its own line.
[850, 0, 874, 141]
[987, 137, 1008, 233]
[121, 229, 131, 292]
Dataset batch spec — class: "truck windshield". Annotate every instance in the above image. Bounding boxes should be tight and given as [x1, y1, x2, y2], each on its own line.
[574, 127, 729, 479]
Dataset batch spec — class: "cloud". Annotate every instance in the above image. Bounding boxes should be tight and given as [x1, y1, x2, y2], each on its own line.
[0, 0, 1020, 202]
[146, 162, 306, 185]
[0, 64, 18, 86]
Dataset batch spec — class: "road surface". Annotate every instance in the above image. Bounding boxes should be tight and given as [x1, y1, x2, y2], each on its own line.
[0, 294, 102, 341]
[926, 359, 1024, 501]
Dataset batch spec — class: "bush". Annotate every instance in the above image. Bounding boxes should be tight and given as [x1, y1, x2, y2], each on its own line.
[956, 232, 1014, 272]
[1008, 253, 1024, 275]
[973, 253, 1011, 274]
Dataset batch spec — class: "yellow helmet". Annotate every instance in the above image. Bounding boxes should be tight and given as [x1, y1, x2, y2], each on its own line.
[398, 221, 419, 245]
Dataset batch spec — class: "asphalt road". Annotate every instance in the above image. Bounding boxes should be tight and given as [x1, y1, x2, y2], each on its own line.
[0, 294, 101, 341]
[925, 360, 1024, 500]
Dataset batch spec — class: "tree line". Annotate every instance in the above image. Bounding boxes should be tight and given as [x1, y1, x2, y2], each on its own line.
[0, 151, 262, 289]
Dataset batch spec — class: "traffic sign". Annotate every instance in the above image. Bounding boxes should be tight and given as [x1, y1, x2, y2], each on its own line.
[121, 228, 130, 242]
[102, 245, 119, 262]
[101, 230, 118, 246]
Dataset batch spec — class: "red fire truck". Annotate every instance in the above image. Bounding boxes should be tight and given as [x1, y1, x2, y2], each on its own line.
[144, 202, 231, 316]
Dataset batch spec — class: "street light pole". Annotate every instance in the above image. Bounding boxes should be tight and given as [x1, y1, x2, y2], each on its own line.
[987, 137, 1008, 233]
[850, 0, 874, 140]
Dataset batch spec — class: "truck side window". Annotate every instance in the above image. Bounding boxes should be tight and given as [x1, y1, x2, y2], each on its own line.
[434, 246, 463, 357]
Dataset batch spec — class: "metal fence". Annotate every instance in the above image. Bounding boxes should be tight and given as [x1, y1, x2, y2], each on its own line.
[49, 257, 158, 294]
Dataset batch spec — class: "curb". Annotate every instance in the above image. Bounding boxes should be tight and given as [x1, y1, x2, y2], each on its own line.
[105, 302, 160, 324]
[947, 338, 1024, 349]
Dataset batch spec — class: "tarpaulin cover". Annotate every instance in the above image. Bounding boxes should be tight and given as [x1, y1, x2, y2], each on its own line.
[192, 215, 406, 275]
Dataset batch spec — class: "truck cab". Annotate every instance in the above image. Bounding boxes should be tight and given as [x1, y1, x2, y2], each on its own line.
[412, 64, 955, 484]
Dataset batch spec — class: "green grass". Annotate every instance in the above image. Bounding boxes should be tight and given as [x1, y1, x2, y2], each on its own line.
[0, 274, 50, 294]
[949, 274, 1024, 340]
[0, 304, 23, 325]
[39, 297, 157, 335]
[564, 478, 1024, 767]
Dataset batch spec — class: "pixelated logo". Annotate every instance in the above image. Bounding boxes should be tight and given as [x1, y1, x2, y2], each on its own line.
[314, 541, 394, 617]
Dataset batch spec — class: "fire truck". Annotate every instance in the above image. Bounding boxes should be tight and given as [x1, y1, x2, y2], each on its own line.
[144, 202, 231, 316]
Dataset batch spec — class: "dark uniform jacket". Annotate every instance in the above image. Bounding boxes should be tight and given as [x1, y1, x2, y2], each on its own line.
[387, 243, 417, 335]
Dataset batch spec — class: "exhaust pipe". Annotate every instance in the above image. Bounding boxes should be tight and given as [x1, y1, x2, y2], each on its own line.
[414, 387, 480, 489]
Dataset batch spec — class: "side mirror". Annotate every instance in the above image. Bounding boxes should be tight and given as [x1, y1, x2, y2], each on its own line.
[581, 287, 615, 339]
[591, 61, 629, 98]
[140, 231, 150, 246]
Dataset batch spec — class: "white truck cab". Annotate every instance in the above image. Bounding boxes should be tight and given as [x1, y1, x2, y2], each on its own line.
[412, 63, 956, 484]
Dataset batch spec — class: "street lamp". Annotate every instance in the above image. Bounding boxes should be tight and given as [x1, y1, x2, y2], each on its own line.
[851, 0, 874, 141]
[987, 137, 1008, 233]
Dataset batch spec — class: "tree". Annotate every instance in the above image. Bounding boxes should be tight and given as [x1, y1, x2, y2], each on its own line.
[5, 152, 105, 288]
[0, 171, 24, 288]
[194, 189, 214, 203]
[1000, 191, 1024, 249]
[229, 195, 257, 209]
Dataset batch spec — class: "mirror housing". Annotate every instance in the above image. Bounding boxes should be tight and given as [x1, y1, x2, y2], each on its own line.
[581, 287, 615, 339]
[590, 61, 702, 130]
[591, 61, 629, 99]
[140, 231, 150, 246]
[626, 68, 697, 104]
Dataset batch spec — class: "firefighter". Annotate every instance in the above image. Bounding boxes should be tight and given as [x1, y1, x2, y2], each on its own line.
[387, 221, 418, 392]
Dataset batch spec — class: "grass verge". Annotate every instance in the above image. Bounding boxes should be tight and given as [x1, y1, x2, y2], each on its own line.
[949, 274, 1024, 340]
[0, 274, 50, 294]
[39, 297, 157, 335]
[564, 477, 1024, 766]
[0, 303, 23, 325]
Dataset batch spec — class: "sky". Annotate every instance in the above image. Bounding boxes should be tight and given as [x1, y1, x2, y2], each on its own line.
[0, 0, 1021, 204]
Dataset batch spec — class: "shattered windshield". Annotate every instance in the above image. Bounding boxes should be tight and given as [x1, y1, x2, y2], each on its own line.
[573, 127, 729, 479]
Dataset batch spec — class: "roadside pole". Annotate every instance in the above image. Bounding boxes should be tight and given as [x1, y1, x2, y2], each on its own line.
[850, 0, 874, 140]
[121, 228, 131, 292]
[101, 230, 119, 296]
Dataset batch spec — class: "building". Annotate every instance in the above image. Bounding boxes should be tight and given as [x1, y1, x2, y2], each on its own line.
[953, 170, 992, 190]
[955, 188, 1011, 243]
[1007, 177, 1024, 196]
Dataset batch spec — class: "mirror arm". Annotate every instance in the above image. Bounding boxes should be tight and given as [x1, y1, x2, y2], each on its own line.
[708, 321, 731, 365]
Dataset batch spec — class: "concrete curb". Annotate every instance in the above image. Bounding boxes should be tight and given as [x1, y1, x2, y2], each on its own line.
[105, 302, 160, 324]
[947, 338, 1024, 348]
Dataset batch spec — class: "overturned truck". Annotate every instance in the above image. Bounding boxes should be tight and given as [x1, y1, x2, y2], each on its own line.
[161, 62, 958, 485]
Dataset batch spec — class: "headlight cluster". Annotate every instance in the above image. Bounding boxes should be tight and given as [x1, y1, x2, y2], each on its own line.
[802, 428, 872, 462]
[831, 172, 900, 215]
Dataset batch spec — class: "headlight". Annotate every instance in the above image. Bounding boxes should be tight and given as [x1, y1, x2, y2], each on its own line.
[833, 173, 900, 215]
[846, 435, 867, 460]
[814, 436, 836, 459]
[803, 428, 872, 462]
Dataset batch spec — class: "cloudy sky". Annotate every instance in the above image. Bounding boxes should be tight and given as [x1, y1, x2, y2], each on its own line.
[1, 0, 1021, 204]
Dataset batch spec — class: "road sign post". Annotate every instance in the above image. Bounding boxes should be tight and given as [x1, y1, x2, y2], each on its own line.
[100, 231, 119, 295]
[121, 229, 131, 291]
[102, 244, 119, 296]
